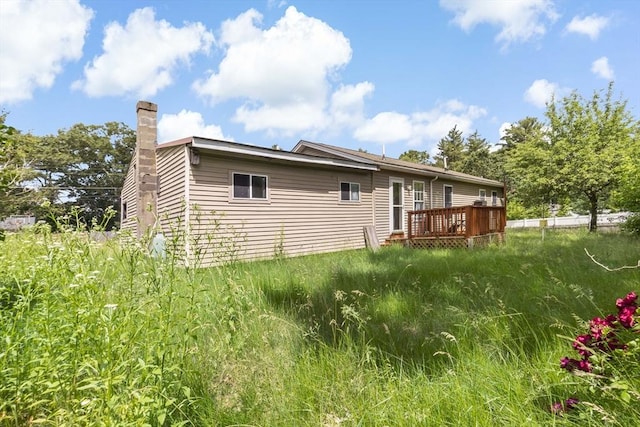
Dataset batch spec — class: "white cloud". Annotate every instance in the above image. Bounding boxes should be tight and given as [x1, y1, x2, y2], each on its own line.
[524, 79, 565, 108]
[73, 7, 213, 98]
[193, 6, 355, 135]
[440, 0, 558, 49]
[0, 0, 93, 104]
[329, 82, 375, 129]
[498, 122, 512, 140]
[353, 112, 413, 143]
[591, 56, 614, 80]
[565, 14, 609, 40]
[354, 99, 487, 147]
[158, 110, 231, 143]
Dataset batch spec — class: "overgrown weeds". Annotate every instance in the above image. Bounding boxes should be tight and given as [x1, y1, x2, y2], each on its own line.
[1, 226, 638, 425]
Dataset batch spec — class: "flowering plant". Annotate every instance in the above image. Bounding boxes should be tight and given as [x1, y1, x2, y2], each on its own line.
[554, 291, 639, 415]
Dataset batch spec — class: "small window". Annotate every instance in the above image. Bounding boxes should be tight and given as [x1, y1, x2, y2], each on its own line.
[122, 201, 127, 220]
[340, 182, 360, 201]
[413, 181, 425, 210]
[492, 191, 498, 206]
[233, 173, 267, 199]
[444, 185, 453, 208]
[479, 189, 486, 200]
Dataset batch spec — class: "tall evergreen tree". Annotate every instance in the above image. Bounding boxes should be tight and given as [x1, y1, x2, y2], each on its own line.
[399, 149, 430, 165]
[460, 131, 491, 178]
[434, 125, 464, 170]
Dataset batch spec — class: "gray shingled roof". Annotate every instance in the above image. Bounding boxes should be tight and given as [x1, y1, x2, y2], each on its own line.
[295, 141, 504, 187]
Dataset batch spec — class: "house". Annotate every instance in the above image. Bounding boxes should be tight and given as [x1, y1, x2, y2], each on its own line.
[120, 101, 505, 265]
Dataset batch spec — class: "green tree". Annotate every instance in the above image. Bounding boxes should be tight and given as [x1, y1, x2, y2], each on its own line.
[547, 82, 637, 231]
[0, 120, 135, 229]
[0, 114, 45, 219]
[434, 125, 464, 170]
[460, 131, 492, 178]
[612, 126, 640, 212]
[399, 149, 430, 164]
[500, 117, 549, 215]
[505, 83, 638, 231]
[55, 122, 136, 228]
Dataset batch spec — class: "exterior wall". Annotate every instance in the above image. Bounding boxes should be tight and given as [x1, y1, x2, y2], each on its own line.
[120, 159, 138, 233]
[431, 179, 504, 208]
[156, 145, 187, 243]
[187, 152, 373, 265]
[371, 171, 504, 241]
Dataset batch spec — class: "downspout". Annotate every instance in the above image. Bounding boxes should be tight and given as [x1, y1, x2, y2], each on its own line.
[429, 176, 439, 209]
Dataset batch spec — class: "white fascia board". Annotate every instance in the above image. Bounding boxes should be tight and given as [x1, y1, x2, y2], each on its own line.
[192, 138, 378, 171]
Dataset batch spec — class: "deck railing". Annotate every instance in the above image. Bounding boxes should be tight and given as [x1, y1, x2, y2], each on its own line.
[407, 205, 506, 239]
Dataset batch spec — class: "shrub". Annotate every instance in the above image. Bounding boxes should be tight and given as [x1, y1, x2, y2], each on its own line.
[555, 291, 639, 419]
[620, 212, 640, 235]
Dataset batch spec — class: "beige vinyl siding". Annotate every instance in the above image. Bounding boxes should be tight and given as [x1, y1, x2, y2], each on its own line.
[431, 180, 504, 208]
[188, 153, 373, 264]
[119, 158, 137, 233]
[156, 145, 187, 245]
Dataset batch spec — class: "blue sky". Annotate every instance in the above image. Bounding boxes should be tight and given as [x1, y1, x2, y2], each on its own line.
[1, 0, 639, 158]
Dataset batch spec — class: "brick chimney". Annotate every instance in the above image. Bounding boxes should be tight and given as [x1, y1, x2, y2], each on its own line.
[135, 101, 158, 237]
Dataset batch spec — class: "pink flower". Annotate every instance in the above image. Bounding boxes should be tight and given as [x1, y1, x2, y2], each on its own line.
[565, 397, 580, 409]
[589, 316, 614, 340]
[618, 305, 636, 328]
[560, 357, 591, 372]
[577, 359, 591, 372]
[560, 357, 579, 371]
[551, 397, 580, 415]
[616, 292, 637, 309]
[572, 334, 593, 356]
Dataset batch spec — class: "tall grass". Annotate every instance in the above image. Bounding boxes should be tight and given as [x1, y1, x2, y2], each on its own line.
[1, 227, 638, 425]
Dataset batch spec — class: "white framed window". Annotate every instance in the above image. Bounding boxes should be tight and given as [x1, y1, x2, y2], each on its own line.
[479, 189, 486, 201]
[413, 181, 425, 210]
[340, 182, 360, 201]
[492, 190, 498, 206]
[233, 172, 268, 199]
[444, 185, 453, 208]
[390, 177, 404, 232]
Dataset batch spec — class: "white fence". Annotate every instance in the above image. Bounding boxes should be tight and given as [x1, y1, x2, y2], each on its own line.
[0, 215, 36, 231]
[506, 212, 631, 229]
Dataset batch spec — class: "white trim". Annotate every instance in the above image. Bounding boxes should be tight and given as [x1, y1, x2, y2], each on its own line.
[443, 184, 453, 208]
[389, 177, 404, 233]
[193, 138, 378, 171]
[184, 145, 191, 266]
[231, 171, 269, 201]
[339, 181, 360, 202]
[413, 180, 425, 211]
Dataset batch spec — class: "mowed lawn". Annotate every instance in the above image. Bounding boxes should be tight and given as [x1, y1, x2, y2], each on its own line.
[1, 228, 638, 426]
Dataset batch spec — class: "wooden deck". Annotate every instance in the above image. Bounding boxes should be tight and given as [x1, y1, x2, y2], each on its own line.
[403, 205, 506, 249]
